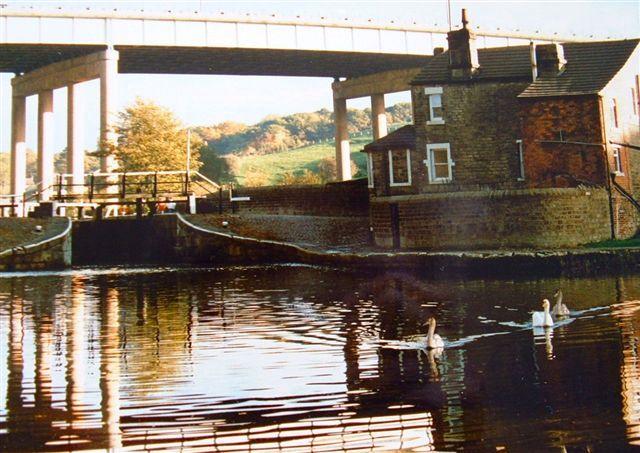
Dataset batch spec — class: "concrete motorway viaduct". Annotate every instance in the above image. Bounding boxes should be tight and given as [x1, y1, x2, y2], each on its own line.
[1, 7, 577, 203]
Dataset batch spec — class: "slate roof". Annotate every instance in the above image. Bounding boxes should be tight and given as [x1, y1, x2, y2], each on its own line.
[363, 125, 415, 152]
[519, 39, 639, 97]
[411, 39, 639, 98]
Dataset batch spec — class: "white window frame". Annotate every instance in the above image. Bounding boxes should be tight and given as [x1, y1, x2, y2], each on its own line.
[388, 149, 412, 187]
[613, 146, 624, 176]
[425, 143, 454, 184]
[631, 86, 638, 117]
[516, 139, 525, 181]
[366, 153, 374, 188]
[424, 87, 444, 125]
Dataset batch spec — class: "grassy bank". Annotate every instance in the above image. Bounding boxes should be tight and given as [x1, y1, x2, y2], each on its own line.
[588, 236, 640, 249]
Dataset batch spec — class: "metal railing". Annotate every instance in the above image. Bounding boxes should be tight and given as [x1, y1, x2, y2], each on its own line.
[52, 170, 219, 202]
[1, 171, 220, 218]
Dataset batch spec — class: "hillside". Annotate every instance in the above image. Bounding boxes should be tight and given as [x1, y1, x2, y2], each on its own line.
[196, 102, 412, 186]
[234, 135, 373, 186]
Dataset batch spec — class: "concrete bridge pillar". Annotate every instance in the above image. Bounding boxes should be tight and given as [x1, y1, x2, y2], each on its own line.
[67, 83, 85, 194]
[371, 94, 388, 140]
[333, 97, 352, 181]
[37, 90, 54, 201]
[99, 52, 118, 173]
[10, 95, 27, 201]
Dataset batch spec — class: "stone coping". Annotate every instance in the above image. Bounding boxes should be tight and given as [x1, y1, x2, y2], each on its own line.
[0, 217, 72, 259]
[370, 186, 603, 203]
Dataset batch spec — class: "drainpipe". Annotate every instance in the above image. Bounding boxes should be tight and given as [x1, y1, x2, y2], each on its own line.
[598, 96, 616, 240]
[529, 41, 538, 81]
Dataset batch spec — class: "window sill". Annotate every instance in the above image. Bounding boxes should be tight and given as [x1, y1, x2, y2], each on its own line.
[427, 119, 445, 126]
[389, 182, 412, 187]
[428, 179, 452, 185]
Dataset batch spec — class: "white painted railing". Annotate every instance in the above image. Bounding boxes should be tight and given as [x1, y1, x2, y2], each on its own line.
[0, 6, 589, 55]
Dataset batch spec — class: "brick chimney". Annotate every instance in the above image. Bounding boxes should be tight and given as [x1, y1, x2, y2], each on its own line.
[535, 43, 567, 77]
[447, 9, 480, 79]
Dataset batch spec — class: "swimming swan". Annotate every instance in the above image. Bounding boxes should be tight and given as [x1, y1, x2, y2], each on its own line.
[552, 288, 570, 318]
[425, 317, 445, 349]
[532, 299, 554, 327]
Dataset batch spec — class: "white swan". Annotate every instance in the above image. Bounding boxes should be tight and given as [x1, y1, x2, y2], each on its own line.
[532, 299, 554, 327]
[425, 317, 445, 349]
[551, 288, 570, 318]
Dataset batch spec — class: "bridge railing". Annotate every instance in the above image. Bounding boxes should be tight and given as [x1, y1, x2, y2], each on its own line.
[52, 170, 219, 202]
[2, 171, 220, 217]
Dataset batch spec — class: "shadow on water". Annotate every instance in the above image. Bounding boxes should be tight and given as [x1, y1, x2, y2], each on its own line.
[0, 265, 639, 451]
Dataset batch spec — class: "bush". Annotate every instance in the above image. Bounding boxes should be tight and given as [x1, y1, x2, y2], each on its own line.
[279, 170, 323, 185]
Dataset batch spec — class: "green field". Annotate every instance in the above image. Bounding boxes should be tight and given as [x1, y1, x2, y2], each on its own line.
[235, 135, 372, 186]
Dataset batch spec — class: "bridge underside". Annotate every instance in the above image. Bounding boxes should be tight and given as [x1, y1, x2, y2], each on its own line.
[0, 44, 428, 78]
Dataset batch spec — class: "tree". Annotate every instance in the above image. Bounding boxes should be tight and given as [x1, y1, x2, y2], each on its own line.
[113, 98, 203, 172]
[54, 148, 100, 174]
[316, 156, 358, 183]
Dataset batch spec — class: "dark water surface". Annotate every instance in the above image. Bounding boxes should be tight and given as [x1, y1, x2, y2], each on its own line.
[0, 265, 638, 452]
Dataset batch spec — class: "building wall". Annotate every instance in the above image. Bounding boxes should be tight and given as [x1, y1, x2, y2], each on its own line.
[519, 95, 608, 188]
[601, 45, 640, 194]
[601, 46, 640, 239]
[412, 81, 529, 192]
[370, 188, 612, 250]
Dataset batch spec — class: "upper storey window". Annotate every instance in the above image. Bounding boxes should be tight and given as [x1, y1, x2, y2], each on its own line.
[424, 87, 444, 125]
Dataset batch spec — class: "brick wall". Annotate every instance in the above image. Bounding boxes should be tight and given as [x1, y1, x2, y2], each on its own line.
[412, 81, 529, 192]
[519, 95, 608, 188]
[197, 178, 369, 217]
[370, 188, 612, 250]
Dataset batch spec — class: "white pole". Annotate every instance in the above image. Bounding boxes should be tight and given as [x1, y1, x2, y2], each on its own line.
[186, 128, 191, 178]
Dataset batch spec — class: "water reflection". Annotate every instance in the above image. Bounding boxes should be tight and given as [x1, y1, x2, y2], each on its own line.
[0, 267, 638, 450]
[610, 296, 640, 446]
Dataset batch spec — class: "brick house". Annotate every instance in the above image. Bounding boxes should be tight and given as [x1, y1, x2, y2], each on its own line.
[363, 10, 640, 250]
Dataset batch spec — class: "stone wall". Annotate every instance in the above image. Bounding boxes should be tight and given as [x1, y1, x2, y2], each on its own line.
[185, 214, 370, 248]
[612, 192, 639, 239]
[197, 179, 369, 217]
[370, 187, 612, 250]
[412, 81, 529, 191]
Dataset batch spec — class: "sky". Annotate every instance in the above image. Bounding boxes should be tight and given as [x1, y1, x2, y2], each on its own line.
[0, 0, 639, 154]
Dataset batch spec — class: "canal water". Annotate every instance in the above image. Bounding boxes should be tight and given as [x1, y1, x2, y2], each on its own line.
[0, 265, 638, 452]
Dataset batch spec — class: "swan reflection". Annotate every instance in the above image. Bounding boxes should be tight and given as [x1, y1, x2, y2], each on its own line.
[533, 326, 554, 360]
